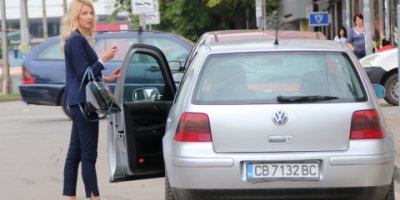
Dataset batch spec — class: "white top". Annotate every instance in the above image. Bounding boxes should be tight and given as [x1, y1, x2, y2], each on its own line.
[334, 36, 347, 44]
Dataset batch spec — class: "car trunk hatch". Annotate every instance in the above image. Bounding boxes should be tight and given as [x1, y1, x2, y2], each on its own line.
[205, 104, 357, 153]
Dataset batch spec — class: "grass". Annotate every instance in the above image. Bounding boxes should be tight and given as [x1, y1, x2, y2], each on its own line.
[0, 93, 22, 102]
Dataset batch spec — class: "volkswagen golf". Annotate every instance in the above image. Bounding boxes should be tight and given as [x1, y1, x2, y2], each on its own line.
[107, 30, 395, 200]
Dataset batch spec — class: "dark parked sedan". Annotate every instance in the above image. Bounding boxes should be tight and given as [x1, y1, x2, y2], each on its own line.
[19, 30, 193, 118]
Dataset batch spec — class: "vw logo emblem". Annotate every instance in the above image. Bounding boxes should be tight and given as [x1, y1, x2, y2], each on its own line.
[272, 111, 288, 126]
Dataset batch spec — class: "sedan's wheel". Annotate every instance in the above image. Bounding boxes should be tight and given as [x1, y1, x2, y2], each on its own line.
[165, 175, 176, 200]
[384, 73, 399, 105]
[383, 179, 394, 200]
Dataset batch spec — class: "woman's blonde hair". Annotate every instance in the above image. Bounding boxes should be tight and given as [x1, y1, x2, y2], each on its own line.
[60, 0, 97, 51]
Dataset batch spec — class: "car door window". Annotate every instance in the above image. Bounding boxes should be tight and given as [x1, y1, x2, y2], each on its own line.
[95, 37, 190, 63]
[142, 38, 189, 62]
[37, 43, 65, 60]
[123, 53, 165, 102]
[94, 38, 137, 61]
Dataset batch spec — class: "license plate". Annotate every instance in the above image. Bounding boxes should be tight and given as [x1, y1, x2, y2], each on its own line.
[246, 162, 320, 181]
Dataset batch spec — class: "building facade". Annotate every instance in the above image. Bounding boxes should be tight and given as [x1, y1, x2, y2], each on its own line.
[280, 0, 398, 46]
[2, 0, 128, 39]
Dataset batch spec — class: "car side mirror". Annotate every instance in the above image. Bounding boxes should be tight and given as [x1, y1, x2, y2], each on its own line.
[168, 61, 182, 71]
[132, 88, 161, 102]
[372, 84, 385, 99]
[173, 72, 184, 83]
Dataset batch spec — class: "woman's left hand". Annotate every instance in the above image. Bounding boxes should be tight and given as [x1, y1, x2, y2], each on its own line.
[103, 67, 121, 83]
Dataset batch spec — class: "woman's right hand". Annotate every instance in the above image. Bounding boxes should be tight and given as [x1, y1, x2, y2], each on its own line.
[101, 46, 118, 62]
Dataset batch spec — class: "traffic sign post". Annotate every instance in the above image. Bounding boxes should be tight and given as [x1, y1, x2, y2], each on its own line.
[308, 12, 330, 26]
[131, 0, 155, 15]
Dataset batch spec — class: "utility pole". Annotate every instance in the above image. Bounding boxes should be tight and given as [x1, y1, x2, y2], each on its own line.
[1, 0, 11, 94]
[20, 0, 30, 51]
[63, 0, 67, 15]
[363, 0, 372, 56]
[385, 0, 390, 39]
[42, 0, 48, 39]
[345, 0, 351, 34]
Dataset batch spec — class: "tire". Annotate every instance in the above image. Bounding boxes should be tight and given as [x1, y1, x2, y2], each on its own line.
[165, 175, 176, 200]
[382, 179, 395, 200]
[384, 73, 399, 105]
[61, 91, 72, 119]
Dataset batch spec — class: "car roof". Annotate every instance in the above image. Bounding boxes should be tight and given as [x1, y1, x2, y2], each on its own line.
[198, 30, 346, 53]
[203, 30, 326, 44]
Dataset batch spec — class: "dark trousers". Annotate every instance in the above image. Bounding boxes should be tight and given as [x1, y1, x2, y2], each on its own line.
[63, 105, 100, 198]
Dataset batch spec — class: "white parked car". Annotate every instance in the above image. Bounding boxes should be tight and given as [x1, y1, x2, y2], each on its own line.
[360, 48, 398, 105]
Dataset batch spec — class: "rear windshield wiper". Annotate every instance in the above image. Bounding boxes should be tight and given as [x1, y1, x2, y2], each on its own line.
[277, 95, 339, 103]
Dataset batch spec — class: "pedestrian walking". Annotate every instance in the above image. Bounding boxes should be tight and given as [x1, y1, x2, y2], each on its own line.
[346, 13, 367, 59]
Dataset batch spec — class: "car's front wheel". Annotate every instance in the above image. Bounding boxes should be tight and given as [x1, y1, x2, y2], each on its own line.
[384, 73, 399, 105]
[165, 175, 176, 200]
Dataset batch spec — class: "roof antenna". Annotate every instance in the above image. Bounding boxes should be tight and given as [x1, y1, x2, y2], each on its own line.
[274, 1, 280, 46]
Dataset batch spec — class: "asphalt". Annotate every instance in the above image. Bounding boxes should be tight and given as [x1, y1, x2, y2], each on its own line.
[381, 102, 400, 184]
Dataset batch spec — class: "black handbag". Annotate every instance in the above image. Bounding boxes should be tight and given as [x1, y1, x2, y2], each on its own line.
[79, 67, 121, 120]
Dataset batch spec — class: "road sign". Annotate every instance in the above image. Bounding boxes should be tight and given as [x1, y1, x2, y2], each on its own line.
[18, 43, 28, 53]
[145, 12, 160, 24]
[131, 0, 154, 15]
[308, 12, 330, 26]
[145, 0, 159, 25]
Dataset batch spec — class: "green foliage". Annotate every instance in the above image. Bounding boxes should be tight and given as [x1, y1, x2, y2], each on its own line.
[0, 93, 21, 102]
[110, 0, 278, 41]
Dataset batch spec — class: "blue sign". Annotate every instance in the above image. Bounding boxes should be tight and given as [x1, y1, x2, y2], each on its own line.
[309, 12, 330, 26]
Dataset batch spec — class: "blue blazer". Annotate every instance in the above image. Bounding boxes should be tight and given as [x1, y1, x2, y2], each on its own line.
[64, 30, 104, 106]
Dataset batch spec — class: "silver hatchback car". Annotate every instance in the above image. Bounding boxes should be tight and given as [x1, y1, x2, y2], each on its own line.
[107, 30, 395, 200]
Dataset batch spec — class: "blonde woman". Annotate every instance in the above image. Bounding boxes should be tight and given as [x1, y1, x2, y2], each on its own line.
[60, 0, 120, 199]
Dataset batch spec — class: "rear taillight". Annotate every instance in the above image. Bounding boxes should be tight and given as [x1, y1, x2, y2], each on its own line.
[350, 109, 383, 139]
[22, 66, 36, 84]
[174, 112, 212, 142]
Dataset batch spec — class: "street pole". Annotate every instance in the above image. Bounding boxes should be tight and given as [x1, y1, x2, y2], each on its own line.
[345, 0, 350, 33]
[397, 0, 400, 110]
[63, 0, 67, 15]
[1, 0, 10, 95]
[42, 0, 48, 39]
[362, 0, 372, 56]
[385, 0, 390, 40]
[139, 15, 146, 30]
[20, 0, 30, 48]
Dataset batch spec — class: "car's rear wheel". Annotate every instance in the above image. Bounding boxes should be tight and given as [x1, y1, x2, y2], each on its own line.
[61, 91, 72, 119]
[383, 179, 394, 200]
[165, 175, 176, 200]
[384, 73, 399, 105]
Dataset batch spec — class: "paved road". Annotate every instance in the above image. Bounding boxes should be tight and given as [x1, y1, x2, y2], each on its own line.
[0, 101, 163, 200]
[0, 100, 399, 200]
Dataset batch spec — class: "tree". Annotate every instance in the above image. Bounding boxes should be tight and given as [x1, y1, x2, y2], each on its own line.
[110, 0, 278, 41]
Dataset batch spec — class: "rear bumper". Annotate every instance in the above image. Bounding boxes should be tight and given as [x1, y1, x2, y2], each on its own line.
[363, 66, 386, 84]
[19, 84, 64, 105]
[172, 185, 391, 200]
[165, 144, 394, 190]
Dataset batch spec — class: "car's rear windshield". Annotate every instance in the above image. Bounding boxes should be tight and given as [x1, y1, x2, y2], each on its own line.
[193, 51, 367, 105]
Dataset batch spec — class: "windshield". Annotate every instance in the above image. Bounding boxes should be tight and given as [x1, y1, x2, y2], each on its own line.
[193, 51, 366, 104]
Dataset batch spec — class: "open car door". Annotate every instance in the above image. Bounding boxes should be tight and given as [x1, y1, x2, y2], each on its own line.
[107, 44, 176, 182]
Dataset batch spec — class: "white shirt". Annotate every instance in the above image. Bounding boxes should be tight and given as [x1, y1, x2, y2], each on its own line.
[334, 36, 347, 44]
